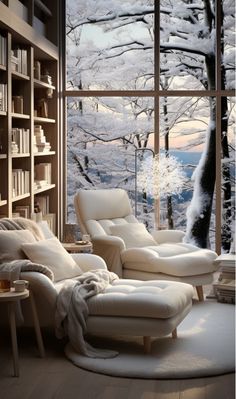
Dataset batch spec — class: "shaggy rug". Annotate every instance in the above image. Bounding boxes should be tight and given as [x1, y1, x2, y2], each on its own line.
[65, 301, 235, 379]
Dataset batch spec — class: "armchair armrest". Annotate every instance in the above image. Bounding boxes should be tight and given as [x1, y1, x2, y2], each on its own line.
[92, 236, 125, 277]
[151, 229, 185, 244]
[71, 253, 107, 272]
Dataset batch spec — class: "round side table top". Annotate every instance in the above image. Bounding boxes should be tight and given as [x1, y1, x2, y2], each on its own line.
[0, 288, 29, 302]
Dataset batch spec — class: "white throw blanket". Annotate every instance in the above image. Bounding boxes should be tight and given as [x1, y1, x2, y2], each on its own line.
[55, 269, 119, 359]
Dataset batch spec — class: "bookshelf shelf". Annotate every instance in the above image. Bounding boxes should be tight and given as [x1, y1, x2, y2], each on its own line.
[34, 151, 56, 157]
[11, 153, 30, 158]
[12, 193, 30, 202]
[34, 79, 55, 90]
[11, 113, 30, 119]
[34, 183, 55, 194]
[0, 2, 60, 236]
[34, 116, 56, 124]
[12, 71, 30, 81]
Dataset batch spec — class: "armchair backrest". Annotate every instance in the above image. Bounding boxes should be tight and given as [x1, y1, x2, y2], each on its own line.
[74, 189, 138, 238]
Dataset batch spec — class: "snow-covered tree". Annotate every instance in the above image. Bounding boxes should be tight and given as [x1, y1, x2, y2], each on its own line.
[66, 0, 235, 250]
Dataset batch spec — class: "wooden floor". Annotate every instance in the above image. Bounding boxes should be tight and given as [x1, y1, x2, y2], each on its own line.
[0, 328, 235, 399]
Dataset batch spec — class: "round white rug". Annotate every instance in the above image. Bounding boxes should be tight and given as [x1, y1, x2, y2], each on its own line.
[65, 301, 235, 379]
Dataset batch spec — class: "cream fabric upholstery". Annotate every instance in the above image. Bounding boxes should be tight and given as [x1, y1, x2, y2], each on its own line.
[22, 237, 83, 282]
[0, 219, 193, 347]
[74, 189, 219, 293]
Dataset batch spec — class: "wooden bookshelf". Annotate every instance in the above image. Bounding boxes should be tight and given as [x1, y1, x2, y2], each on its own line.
[0, 1, 60, 235]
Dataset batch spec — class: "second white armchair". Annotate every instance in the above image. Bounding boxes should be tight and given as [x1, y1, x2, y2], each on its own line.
[74, 188, 219, 301]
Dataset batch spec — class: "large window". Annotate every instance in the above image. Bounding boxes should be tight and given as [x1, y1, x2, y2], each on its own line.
[65, 0, 235, 252]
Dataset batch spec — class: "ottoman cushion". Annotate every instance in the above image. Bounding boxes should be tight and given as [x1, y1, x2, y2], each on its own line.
[87, 279, 194, 319]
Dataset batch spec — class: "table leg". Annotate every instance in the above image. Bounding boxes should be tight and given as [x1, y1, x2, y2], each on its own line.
[29, 292, 45, 358]
[9, 302, 19, 377]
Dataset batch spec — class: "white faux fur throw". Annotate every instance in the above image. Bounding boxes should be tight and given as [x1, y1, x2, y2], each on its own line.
[55, 269, 119, 359]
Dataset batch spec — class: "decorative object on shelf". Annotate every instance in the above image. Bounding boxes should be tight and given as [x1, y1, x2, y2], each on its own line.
[12, 95, 24, 114]
[34, 60, 41, 80]
[33, 125, 51, 153]
[36, 98, 48, 118]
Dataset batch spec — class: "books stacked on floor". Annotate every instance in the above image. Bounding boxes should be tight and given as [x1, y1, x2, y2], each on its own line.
[12, 169, 30, 197]
[11, 128, 30, 153]
[213, 254, 235, 304]
[33, 125, 51, 153]
[34, 162, 52, 189]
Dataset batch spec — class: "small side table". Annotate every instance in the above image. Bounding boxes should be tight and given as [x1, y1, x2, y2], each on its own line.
[0, 288, 45, 377]
[62, 242, 93, 253]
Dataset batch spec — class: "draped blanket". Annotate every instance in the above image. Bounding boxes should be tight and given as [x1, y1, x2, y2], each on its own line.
[0, 259, 53, 323]
[55, 269, 119, 359]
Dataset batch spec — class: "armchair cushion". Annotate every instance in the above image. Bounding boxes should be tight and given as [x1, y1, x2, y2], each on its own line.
[109, 223, 157, 249]
[21, 237, 83, 282]
[0, 229, 36, 263]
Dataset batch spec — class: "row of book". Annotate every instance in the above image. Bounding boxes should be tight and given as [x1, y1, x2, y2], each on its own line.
[34, 125, 51, 153]
[12, 168, 30, 198]
[0, 34, 6, 66]
[213, 254, 235, 304]
[11, 48, 28, 75]
[34, 162, 52, 189]
[11, 128, 30, 154]
[0, 83, 7, 112]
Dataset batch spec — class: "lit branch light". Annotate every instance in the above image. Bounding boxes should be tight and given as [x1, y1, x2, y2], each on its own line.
[138, 153, 187, 199]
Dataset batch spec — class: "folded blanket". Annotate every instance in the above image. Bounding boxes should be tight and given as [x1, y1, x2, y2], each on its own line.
[55, 269, 119, 359]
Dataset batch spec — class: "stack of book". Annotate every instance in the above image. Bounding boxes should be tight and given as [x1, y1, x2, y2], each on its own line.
[13, 205, 30, 218]
[12, 169, 30, 197]
[11, 128, 30, 153]
[213, 254, 235, 304]
[0, 83, 7, 112]
[0, 33, 6, 66]
[33, 125, 51, 153]
[34, 162, 52, 189]
[11, 48, 28, 75]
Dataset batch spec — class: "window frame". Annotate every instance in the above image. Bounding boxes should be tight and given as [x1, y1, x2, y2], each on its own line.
[62, 0, 235, 253]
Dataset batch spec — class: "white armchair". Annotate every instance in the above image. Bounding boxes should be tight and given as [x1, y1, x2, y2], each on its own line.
[74, 188, 219, 301]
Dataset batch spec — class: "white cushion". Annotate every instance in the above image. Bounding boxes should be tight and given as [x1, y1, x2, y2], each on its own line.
[21, 237, 83, 282]
[109, 223, 157, 249]
[87, 279, 194, 319]
[0, 230, 36, 263]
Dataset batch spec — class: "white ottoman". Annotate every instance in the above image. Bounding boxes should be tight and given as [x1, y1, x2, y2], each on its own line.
[86, 279, 194, 352]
